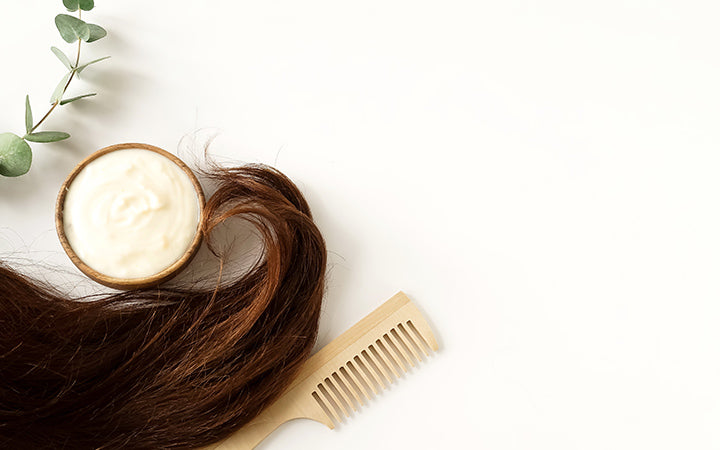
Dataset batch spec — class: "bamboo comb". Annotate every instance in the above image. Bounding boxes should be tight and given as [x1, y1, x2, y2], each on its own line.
[209, 291, 439, 450]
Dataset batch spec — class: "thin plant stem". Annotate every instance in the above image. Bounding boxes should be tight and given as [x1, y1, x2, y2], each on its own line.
[28, 103, 60, 135]
[28, 9, 83, 135]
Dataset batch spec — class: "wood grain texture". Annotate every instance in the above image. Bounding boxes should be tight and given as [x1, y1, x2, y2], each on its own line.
[55, 143, 205, 290]
[205, 291, 439, 450]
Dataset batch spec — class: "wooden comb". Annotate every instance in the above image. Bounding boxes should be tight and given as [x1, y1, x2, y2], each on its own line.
[208, 291, 439, 450]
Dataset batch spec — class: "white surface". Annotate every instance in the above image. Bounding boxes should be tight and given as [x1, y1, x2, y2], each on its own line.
[1, 1, 719, 449]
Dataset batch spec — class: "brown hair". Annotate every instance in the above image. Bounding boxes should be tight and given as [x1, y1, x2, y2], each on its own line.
[0, 164, 326, 449]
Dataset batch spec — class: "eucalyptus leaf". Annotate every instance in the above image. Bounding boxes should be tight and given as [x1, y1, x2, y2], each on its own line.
[76, 56, 110, 73]
[55, 14, 90, 43]
[60, 93, 96, 105]
[50, 72, 72, 104]
[25, 96, 33, 134]
[51, 46, 74, 70]
[62, 0, 79, 11]
[24, 132, 71, 143]
[0, 133, 32, 177]
[80, 0, 95, 11]
[85, 24, 107, 43]
[63, 0, 94, 12]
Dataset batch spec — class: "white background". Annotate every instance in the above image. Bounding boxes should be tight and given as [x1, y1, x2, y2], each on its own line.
[1, 1, 720, 449]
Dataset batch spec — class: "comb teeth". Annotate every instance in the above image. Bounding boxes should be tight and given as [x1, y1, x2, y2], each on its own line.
[211, 293, 439, 450]
[311, 319, 436, 425]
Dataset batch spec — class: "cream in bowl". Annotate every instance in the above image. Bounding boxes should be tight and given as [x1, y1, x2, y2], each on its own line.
[56, 143, 205, 289]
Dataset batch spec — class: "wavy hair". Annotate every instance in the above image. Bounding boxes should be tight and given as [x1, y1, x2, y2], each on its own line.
[0, 164, 326, 449]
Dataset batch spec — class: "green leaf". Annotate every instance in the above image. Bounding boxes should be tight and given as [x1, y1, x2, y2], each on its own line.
[0, 133, 32, 177]
[60, 93, 96, 105]
[86, 24, 107, 43]
[25, 95, 33, 134]
[24, 132, 71, 143]
[79, 0, 94, 11]
[51, 46, 74, 70]
[55, 14, 90, 43]
[63, 0, 79, 11]
[63, 0, 94, 12]
[50, 72, 72, 104]
[76, 56, 110, 74]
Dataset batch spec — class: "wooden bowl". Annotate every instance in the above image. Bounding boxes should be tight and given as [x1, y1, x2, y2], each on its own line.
[56, 143, 205, 290]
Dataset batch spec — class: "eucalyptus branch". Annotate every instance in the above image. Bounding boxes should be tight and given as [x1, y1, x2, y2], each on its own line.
[29, 16, 81, 135]
[0, 0, 109, 178]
